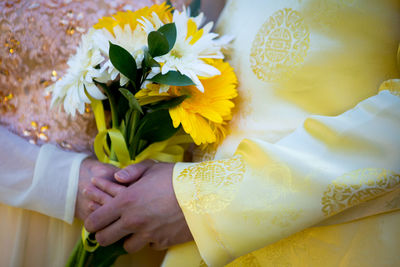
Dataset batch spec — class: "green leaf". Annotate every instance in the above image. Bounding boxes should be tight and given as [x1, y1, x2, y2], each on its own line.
[109, 42, 137, 82]
[143, 50, 161, 68]
[148, 31, 170, 57]
[128, 109, 140, 147]
[149, 95, 188, 110]
[136, 109, 179, 143]
[119, 119, 126, 137]
[166, 0, 173, 7]
[119, 88, 143, 114]
[189, 0, 201, 17]
[124, 109, 133, 140]
[157, 23, 177, 51]
[148, 71, 195, 86]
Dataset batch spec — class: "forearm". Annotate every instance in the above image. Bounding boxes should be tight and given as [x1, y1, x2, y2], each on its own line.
[0, 126, 88, 223]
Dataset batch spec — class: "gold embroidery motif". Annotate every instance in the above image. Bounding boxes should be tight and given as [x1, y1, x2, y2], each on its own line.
[250, 8, 310, 82]
[258, 230, 323, 267]
[271, 207, 303, 228]
[176, 156, 245, 214]
[322, 169, 400, 216]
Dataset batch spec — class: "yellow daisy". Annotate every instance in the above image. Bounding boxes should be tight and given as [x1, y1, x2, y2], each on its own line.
[93, 3, 173, 35]
[136, 59, 238, 146]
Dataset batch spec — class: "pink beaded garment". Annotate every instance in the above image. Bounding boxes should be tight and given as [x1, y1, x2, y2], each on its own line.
[0, 0, 187, 153]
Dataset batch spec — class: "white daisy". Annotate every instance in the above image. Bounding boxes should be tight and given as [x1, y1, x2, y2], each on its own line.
[152, 9, 232, 92]
[95, 23, 148, 86]
[138, 12, 165, 34]
[48, 29, 106, 116]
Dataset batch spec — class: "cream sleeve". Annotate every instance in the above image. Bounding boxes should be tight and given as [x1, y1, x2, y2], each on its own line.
[172, 89, 400, 267]
[0, 126, 88, 224]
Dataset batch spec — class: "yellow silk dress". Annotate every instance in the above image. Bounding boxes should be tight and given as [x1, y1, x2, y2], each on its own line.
[163, 0, 400, 266]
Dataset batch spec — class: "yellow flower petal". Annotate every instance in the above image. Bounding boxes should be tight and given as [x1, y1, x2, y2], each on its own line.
[136, 59, 238, 146]
[94, 3, 173, 35]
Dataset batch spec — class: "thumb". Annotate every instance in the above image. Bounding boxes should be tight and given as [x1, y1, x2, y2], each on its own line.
[114, 160, 156, 184]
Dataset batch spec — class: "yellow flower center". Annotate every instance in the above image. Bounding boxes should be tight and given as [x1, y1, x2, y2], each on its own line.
[170, 49, 184, 59]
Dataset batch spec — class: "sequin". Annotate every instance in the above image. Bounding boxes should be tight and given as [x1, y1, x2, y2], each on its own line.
[0, 0, 184, 153]
[22, 121, 50, 145]
[0, 91, 15, 113]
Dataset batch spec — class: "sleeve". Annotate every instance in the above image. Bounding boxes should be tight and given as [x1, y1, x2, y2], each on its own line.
[172, 88, 400, 267]
[0, 126, 88, 224]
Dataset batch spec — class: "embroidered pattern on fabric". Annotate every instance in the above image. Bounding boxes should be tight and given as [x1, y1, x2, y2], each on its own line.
[321, 169, 400, 217]
[271, 207, 303, 228]
[250, 8, 310, 82]
[176, 155, 245, 214]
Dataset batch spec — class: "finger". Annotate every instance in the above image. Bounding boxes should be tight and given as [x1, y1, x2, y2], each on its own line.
[115, 160, 155, 183]
[83, 185, 112, 205]
[92, 177, 125, 197]
[84, 202, 120, 233]
[95, 219, 131, 247]
[123, 234, 148, 254]
[149, 242, 168, 251]
[88, 201, 101, 211]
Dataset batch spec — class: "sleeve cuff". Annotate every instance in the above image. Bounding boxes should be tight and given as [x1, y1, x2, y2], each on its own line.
[33, 144, 88, 224]
[173, 162, 234, 267]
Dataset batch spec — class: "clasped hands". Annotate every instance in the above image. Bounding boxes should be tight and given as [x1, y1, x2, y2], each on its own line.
[76, 158, 193, 253]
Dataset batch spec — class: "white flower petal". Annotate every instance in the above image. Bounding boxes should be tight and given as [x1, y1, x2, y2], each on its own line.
[120, 75, 130, 86]
[86, 82, 106, 100]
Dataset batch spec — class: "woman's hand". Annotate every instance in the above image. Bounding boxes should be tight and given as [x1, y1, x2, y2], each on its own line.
[75, 158, 122, 221]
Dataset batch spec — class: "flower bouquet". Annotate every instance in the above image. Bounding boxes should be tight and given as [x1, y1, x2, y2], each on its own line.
[47, 0, 237, 266]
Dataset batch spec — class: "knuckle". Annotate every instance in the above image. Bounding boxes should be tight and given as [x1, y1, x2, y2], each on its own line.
[120, 193, 134, 206]
[119, 193, 138, 208]
[132, 217, 147, 228]
[82, 183, 92, 193]
[120, 216, 131, 230]
[141, 231, 152, 241]
[99, 194, 108, 204]
[122, 216, 146, 230]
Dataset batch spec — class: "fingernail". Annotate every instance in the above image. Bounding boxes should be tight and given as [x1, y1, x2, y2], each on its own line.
[116, 170, 129, 180]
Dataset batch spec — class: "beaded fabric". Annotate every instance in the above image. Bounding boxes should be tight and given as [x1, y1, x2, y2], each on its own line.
[0, 0, 187, 153]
